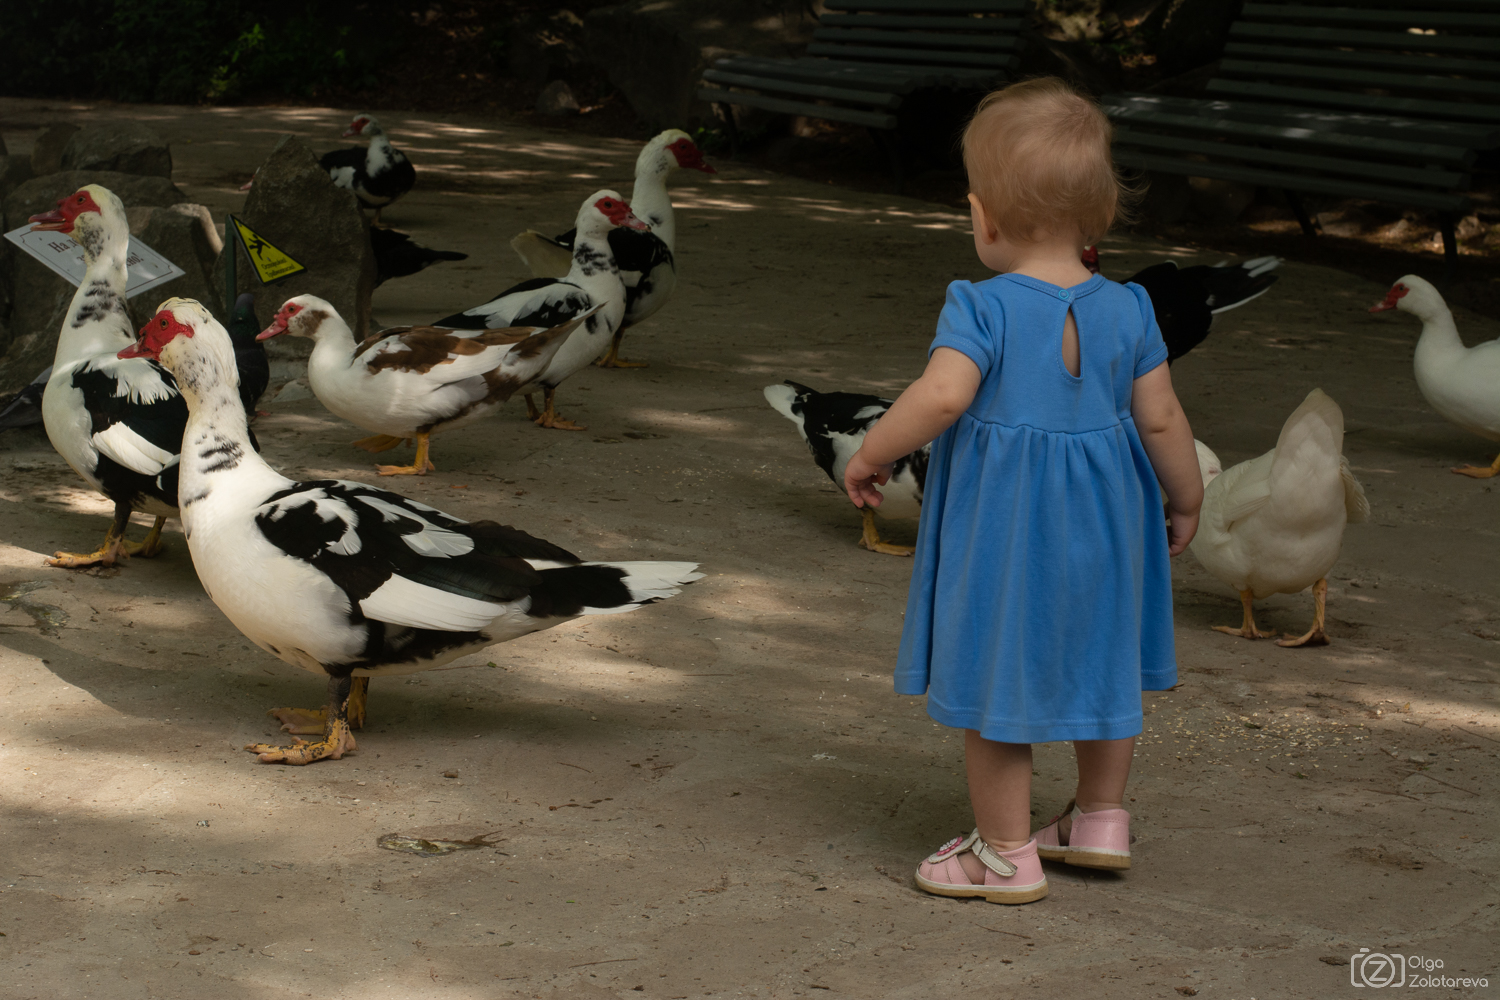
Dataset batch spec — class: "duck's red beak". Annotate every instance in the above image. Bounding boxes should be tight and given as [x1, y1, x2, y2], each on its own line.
[28, 208, 69, 232]
[256, 316, 290, 341]
[1369, 284, 1408, 313]
[620, 209, 650, 232]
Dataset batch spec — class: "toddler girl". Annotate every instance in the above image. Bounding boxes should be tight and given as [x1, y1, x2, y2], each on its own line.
[845, 77, 1203, 904]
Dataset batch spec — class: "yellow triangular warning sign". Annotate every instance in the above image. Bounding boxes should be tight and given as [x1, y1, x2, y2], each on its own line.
[230, 216, 306, 284]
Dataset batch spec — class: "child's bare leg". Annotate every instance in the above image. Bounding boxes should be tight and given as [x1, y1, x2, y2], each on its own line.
[1059, 737, 1136, 839]
[959, 731, 1032, 882]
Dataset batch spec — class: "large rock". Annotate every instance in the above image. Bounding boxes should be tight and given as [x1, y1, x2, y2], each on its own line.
[0, 155, 33, 210]
[60, 122, 173, 178]
[212, 135, 375, 366]
[0, 172, 189, 385]
[126, 204, 226, 327]
[583, 0, 815, 131]
[30, 124, 79, 176]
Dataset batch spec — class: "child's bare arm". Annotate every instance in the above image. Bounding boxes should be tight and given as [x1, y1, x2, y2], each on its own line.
[845, 347, 981, 507]
[1131, 363, 1202, 555]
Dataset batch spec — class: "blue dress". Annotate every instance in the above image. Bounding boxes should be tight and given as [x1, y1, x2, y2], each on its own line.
[894, 272, 1176, 744]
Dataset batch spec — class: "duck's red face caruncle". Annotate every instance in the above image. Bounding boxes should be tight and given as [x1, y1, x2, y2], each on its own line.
[343, 116, 371, 138]
[594, 197, 650, 232]
[257, 301, 305, 340]
[121, 311, 195, 360]
[29, 189, 103, 234]
[668, 138, 716, 174]
[1370, 282, 1410, 313]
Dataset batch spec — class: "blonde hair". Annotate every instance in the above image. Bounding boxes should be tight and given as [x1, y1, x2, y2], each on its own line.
[962, 77, 1131, 245]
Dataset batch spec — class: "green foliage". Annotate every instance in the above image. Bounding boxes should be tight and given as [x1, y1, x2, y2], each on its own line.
[0, 0, 403, 104]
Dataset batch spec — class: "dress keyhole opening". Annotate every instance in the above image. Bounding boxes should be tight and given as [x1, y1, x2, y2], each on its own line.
[1062, 306, 1081, 378]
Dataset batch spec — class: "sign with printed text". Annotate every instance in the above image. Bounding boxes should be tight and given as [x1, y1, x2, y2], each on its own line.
[3, 225, 186, 300]
[230, 216, 305, 284]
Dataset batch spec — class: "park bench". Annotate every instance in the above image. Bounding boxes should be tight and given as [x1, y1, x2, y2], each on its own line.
[696, 0, 1031, 189]
[1101, 0, 1500, 278]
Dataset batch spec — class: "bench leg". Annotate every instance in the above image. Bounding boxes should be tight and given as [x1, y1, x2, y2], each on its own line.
[716, 103, 741, 160]
[1439, 213, 1457, 287]
[1283, 189, 1320, 237]
[869, 127, 904, 194]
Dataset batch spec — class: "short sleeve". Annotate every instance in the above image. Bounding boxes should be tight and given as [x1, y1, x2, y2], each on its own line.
[1127, 282, 1169, 378]
[929, 280, 999, 378]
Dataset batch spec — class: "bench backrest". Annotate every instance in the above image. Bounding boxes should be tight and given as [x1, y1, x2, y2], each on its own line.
[810, 0, 1030, 74]
[1215, 0, 1500, 125]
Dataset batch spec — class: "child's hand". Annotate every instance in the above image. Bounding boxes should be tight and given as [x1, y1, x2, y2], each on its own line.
[844, 450, 893, 508]
[1166, 506, 1199, 557]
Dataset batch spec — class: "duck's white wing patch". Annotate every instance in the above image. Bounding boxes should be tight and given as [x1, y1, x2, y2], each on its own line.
[359, 574, 508, 631]
[92, 422, 178, 476]
[89, 357, 178, 405]
[1340, 456, 1370, 524]
[328, 165, 357, 189]
[356, 495, 474, 557]
[259, 487, 363, 555]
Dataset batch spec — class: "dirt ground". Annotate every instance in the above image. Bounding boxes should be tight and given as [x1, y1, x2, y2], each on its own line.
[1, 99, 1497, 1000]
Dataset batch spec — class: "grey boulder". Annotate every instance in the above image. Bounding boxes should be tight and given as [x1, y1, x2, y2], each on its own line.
[30, 124, 80, 176]
[60, 122, 173, 178]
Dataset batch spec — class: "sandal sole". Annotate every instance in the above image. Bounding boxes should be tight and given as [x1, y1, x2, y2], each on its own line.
[1065, 851, 1131, 871]
[914, 873, 1049, 904]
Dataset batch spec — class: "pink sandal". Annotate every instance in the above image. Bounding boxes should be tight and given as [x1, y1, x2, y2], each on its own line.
[1033, 799, 1131, 870]
[914, 830, 1048, 904]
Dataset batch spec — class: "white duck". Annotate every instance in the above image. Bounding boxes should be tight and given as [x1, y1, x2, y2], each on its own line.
[510, 130, 716, 368]
[318, 115, 415, 227]
[257, 295, 591, 476]
[1370, 274, 1500, 478]
[1190, 389, 1369, 647]
[763, 380, 928, 556]
[432, 190, 645, 430]
[121, 298, 703, 765]
[33, 185, 187, 567]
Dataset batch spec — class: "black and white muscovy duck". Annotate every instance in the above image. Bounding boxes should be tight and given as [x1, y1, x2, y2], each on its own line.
[319, 114, 415, 227]
[31, 185, 188, 568]
[227, 292, 270, 418]
[0, 365, 52, 431]
[371, 227, 467, 286]
[431, 190, 646, 430]
[763, 381, 928, 557]
[121, 298, 703, 765]
[509, 129, 716, 368]
[1083, 246, 1281, 363]
[258, 293, 589, 475]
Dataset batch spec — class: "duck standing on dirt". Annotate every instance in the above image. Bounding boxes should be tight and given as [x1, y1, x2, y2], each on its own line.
[121, 298, 704, 765]
[1084, 247, 1281, 363]
[32, 185, 187, 568]
[257, 294, 589, 475]
[1190, 389, 1368, 646]
[433, 190, 645, 430]
[764, 380, 928, 556]
[510, 130, 716, 368]
[1371, 274, 1500, 478]
[320, 114, 415, 227]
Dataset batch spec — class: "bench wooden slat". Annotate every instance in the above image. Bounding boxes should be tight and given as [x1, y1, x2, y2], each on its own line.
[1217, 59, 1500, 99]
[1104, 92, 1500, 147]
[1229, 22, 1500, 56]
[1208, 79, 1500, 124]
[806, 41, 1017, 68]
[710, 55, 997, 92]
[1104, 103, 1476, 164]
[819, 13, 1024, 30]
[1113, 126, 1467, 189]
[823, 0, 1029, 11]
[701, 69, 904, 108]
[1240, 3, 1500, 29]
[812, 26, 1017, 50]
[1113, 149, 1473, 213]
[1223, 41, 1500, 79]
[696, 87, 899, 130]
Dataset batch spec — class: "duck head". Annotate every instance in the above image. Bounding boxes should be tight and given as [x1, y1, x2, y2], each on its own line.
[256, 294, 340, 341]
[29, 184, 128, 259]
[1369, 274, 1445, 320]
[575, 189, 650, 238]
[1081, 245, 1101, 274]
[1194, 439, 1223, 488]
[122, 299, 238, 395]
[638, 130, 716, 178]
[343, 114, 382, 139]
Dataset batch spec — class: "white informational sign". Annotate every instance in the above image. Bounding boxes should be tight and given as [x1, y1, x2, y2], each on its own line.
[3, 225, 186, 300]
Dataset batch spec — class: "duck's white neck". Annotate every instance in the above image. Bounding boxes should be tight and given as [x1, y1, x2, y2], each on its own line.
[174, 338, 288, 508]
[631, 155, 677, 248]
[53, 230, 131, 364]
[307, 312, 361, 370]
[567, 224, 625, 296]
[1411, 302, 1464, 359]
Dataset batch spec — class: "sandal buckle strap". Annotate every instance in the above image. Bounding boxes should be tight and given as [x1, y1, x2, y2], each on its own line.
[973, 839, 1018, 878]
